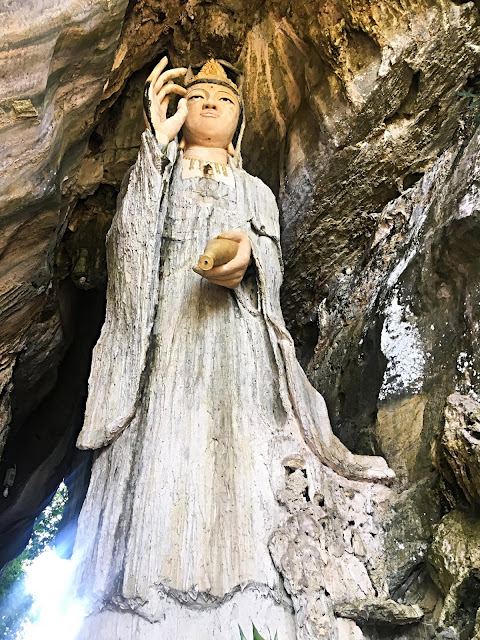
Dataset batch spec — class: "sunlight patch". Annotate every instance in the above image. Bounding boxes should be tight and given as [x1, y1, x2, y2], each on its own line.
[21, 549, 84, 640]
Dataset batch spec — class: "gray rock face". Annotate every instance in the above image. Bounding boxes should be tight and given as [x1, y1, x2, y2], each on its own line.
[307, 121, 480, 639]
[1, 0, 480, 637]
[334, 599, 424, 626]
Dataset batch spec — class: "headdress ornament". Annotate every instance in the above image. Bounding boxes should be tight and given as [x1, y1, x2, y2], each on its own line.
[185, 59, 240, 97]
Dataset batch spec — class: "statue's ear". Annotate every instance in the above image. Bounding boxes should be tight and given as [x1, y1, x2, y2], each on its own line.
[227, 142, 235, 156]
[179, 137, 186, 150]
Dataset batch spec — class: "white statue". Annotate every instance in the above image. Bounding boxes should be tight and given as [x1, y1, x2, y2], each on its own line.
[72, 58, 393, 639]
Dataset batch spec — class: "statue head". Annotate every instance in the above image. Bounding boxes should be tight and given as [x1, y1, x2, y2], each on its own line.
[181, 60, 244, 162]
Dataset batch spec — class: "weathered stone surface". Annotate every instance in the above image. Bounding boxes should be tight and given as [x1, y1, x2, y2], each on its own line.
[0, 287, 104, 568]
[376, 395, 428, 489]
[439, 393, 480, 508]
[0, 0, 117, 563]
[0, 365, 14, 456]
[0, 0, 129, 398]
[277, 0, 480, 337]
[269, 464, 393, 639]
[309, 123, 480, 462]
[307, 121, 480, 638]
[428, 510, 480, 638]
[0, 0, 130, 538]
[334, 598, 424, 626]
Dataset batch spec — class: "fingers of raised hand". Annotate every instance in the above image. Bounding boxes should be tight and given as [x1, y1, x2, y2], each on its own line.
[168, 98, 188, 126]
[177, 97, 188, 114]
[146, 57, 168, 85]
[157, 83, 187, 104]
[153, 67, 187, 94]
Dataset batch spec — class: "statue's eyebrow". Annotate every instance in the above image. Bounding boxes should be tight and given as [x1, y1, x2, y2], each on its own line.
[186, 86, 237, 103]
[186, 87, 208, 97]
[214, 90, 238, 105]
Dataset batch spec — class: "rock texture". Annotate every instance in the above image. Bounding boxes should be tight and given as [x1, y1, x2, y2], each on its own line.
[269, 464, 394, 640]
[0, 0, 129, 563]
[308, 120, 480, 638]
[0, 0, 480, 638]
[0, 0, 129, 409]
[334, 599, 424, 626]
[428, 510, 480, 639]
[439, 393, 480, 508]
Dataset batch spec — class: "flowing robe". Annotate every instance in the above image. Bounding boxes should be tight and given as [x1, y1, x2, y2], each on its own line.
[73, 131, 392, 638]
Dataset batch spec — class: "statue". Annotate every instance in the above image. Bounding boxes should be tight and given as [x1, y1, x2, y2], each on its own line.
[72, 58, 393, 639]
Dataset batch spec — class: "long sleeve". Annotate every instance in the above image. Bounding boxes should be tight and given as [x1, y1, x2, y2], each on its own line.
[236, 172, 393, 483]
[77, 131, 177, 450]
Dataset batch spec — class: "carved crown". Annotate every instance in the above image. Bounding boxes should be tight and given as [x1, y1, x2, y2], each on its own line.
[185, 59, 239, 95]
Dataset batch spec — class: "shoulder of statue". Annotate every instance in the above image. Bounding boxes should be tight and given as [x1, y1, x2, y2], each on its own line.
[234, 167, 277, 204]
[233, 168, 280, 241]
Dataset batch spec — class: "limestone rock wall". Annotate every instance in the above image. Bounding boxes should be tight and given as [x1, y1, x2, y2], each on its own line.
[309, 119, 480, 639]
[1, 0, 480, 637]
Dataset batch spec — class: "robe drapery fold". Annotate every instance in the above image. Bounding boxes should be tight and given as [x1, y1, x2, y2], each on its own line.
[77, 130, 392, 484]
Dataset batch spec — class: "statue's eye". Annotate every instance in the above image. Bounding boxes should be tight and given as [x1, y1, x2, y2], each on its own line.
[189, 95, 203, 100]
[220, 97, 233, 104]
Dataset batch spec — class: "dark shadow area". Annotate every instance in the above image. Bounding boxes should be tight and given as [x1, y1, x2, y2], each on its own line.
[0, 284, 104, 569]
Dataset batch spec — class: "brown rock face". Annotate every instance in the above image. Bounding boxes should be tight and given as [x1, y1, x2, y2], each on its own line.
[1, 0, 480, 637]
[428, 510, 480, 638]
[439, 393, 480, 508]
[0, 0, 129, 565]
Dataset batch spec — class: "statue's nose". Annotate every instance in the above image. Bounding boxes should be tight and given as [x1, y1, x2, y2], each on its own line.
[203, 100, 217, 110]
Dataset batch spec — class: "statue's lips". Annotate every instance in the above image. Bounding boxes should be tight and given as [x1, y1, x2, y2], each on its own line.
[200, 111, 219, 117]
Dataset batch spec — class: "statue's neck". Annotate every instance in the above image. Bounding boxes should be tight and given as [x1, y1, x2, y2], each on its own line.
[182, 145, 229, 165]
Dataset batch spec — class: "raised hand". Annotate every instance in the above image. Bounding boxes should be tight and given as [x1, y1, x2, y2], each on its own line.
[143, 57, 188, 145]
[193, 229, 252, 289]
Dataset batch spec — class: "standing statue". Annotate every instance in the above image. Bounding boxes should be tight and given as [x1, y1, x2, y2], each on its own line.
[72, 58, 393, 639]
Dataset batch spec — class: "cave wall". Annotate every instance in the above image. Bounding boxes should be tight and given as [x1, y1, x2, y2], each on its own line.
[1, 0, 480, 637]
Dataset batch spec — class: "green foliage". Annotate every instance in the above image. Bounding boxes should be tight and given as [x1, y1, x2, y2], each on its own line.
[26, 482, 68, 559]
[0, 483, 68, 638]
[253, 625, 264, 640]
[0, 552, 27, 602]
[239, 624, 278, 640]
[458, 90, 480, 121]
[0, 549, 33, 639]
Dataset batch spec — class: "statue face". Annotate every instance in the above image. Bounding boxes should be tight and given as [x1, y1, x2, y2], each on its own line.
[182, 82, 240, 149]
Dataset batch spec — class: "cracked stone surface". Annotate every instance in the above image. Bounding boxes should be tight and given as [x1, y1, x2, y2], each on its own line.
[438, 393, 480, 508]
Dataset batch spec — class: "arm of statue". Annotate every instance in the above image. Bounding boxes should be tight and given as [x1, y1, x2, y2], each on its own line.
[193, 229, 252, 289]
[77, 128, 175, 449]
[78, 60, 192, 449]
[77, 62, 188, 450]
